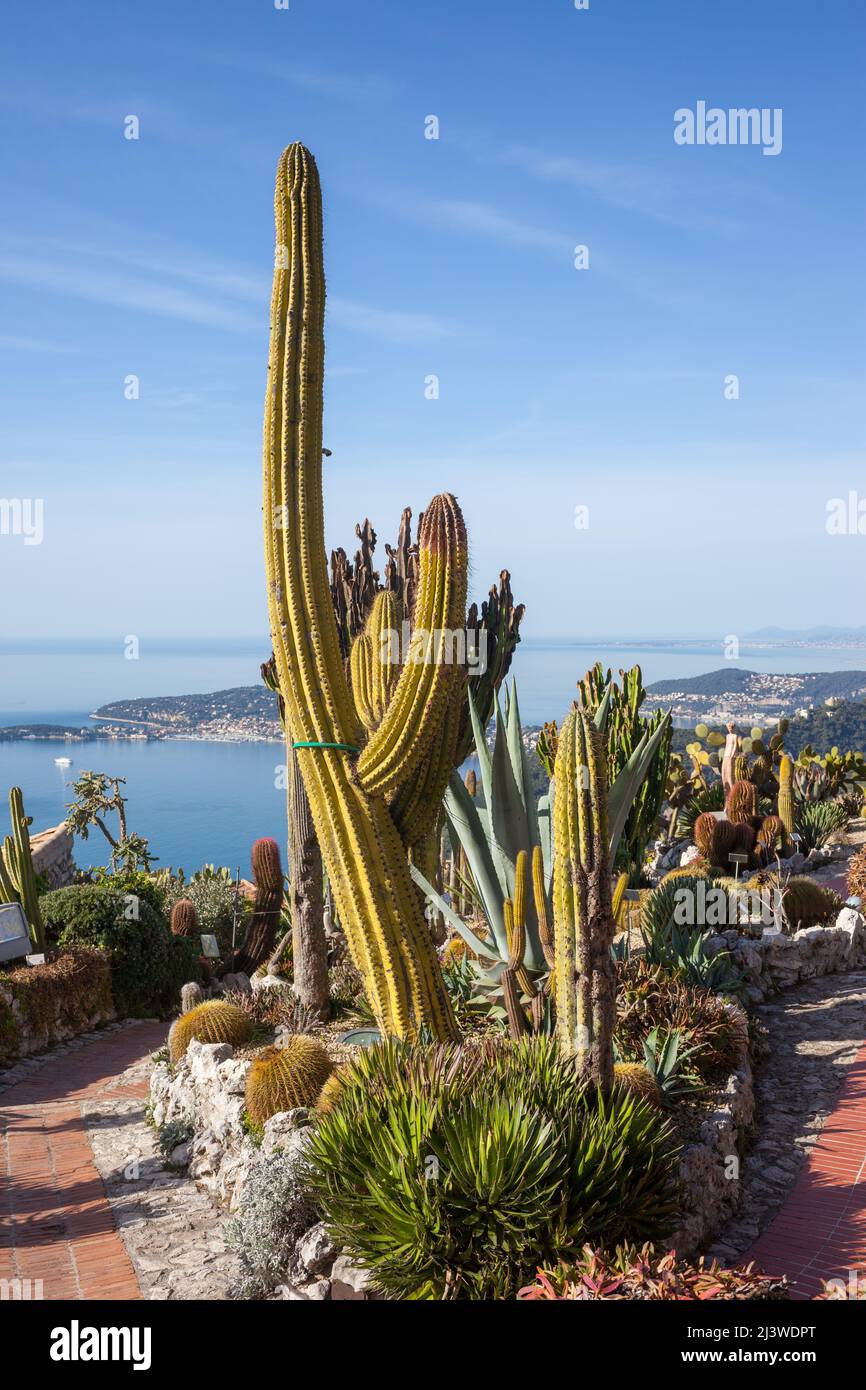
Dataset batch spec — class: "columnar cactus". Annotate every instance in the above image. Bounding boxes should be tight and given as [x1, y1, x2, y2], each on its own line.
[778, 755, 795, 836]
[726, 779, 758, 825]
[552, 708, 616, 1090]
[233, 837, 284, 977]
[0, 787, 45, 951]
[262, 143, 461, 1040]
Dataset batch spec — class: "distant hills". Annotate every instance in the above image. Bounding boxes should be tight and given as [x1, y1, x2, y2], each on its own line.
[746, 625, 866, 641]
[95, 688, 276, 726]
[646, 668, 866, 704]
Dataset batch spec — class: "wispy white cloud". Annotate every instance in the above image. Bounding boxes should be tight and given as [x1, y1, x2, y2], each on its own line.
[494, 142, 778, 236]
[329, 297, 451, 341]
[0, 334, 76, 355]
[193, 50, 397, 103]
[0, 251, 260, 332]
[367, 187, 571, 256]
[0, 210, 452, 341]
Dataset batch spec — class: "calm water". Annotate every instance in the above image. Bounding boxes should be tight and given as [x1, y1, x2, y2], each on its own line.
[2, 641, 864, 872]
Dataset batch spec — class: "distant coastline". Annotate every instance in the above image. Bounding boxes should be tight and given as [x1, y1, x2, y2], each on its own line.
[2, 664, 865, 747]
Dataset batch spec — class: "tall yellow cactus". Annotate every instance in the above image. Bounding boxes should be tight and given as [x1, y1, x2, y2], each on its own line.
[778, 754, 795, 837]
[262, 143, 464, 1040]
[552, 708, 616, 1091]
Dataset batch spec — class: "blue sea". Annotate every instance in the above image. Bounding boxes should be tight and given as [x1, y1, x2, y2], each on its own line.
[2, 641, 865, 873]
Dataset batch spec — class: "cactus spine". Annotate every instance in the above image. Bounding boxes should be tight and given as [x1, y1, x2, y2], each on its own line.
[262, 144, 460, 1040]
[778, 755, 795, 836]
[552, 709, 616, 1090]
[0, 788, 46, 951]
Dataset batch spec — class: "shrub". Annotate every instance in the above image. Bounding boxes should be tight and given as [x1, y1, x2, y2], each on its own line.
[168, 999, 254, 1062]
[615, 957, 748, 1083]
[308, 1037, 679, 1300]
[225, 1148, 318, 1299]
[848, 845, 866, 901]
[40, 885, 197, 1016]
[92, 867, 167, 917]
[0, 947, 113, 1064]
[160, 868, 248, 956]
[518, 1245, 789, 1300]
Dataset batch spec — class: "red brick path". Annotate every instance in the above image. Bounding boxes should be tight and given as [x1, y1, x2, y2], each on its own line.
[0, 1022, 166, 1301]
[745, 1036, 866, 1299]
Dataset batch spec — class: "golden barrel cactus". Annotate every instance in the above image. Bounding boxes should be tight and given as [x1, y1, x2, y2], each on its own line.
[169, 1000, 253, 1063]
[613, 1062, 662, 1108]
[315, 1070, 344, 1116]
[245, 1035, 334, 1127]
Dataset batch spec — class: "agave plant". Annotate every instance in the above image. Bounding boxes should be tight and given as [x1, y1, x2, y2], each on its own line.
[411, 680, 670, 1005]
[640, 1027, 705, 1107]
[794, 799, 848, 853]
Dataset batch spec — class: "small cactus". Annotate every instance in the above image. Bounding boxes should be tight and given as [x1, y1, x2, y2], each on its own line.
[316, 1070, 344, 1116]
[170, 898, 199, 937]
[441, 935, 472, 966]
[749, 755, 772, 789]
[757, 814, 788, 855]
[781, 877, 842, 930]
[613, 1062, 661, 1108]
[169, 1000, 254, 1063]
[180, 980, 205, 1013]
[245, 1034, 333, 1127]
[731, 821, 757, 862]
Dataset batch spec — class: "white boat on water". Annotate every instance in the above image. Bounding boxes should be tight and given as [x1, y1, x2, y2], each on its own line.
[54, 757, 73, 767]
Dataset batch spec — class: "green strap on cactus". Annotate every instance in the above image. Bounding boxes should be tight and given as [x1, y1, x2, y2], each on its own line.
[292, 741, 360, 753]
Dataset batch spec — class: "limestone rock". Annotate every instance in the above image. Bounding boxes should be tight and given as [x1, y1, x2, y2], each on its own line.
[296, 1222, 336, 1276]
[330, 1254, 379, 1301]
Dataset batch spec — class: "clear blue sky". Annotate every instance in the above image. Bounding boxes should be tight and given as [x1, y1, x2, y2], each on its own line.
[1, 0, 863, 652]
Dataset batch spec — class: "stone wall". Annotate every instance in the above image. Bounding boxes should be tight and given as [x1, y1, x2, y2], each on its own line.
[706, 906, 866, 1004]
[670, 1005, 754, 1259]
[149, 1041, 377, 1299]
[30, 823, 75, 889]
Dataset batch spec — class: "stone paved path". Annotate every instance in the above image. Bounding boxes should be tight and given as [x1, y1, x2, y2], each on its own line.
[1, 1020, 239, 1301]
[710, 971, 866, 1299]
[744, 1035, 866, 1299]
[0, 1022, 165, 1300]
